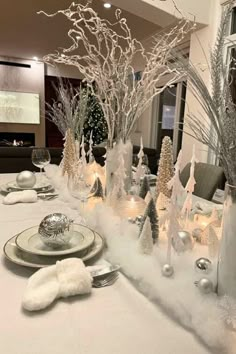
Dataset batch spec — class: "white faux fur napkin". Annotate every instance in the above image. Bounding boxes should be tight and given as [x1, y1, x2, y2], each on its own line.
[3, 190, 38, 205]
[22, 258, 93, 311]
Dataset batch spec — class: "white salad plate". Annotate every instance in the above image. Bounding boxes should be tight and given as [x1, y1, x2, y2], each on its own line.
[15, 224, 95, 256]
[4, 232, 104, 268]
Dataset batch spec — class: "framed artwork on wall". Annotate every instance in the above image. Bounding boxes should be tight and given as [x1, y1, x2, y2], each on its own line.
[0, 90, 40, 124]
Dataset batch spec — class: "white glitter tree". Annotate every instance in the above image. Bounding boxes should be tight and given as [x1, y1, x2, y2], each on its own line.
[138, 217, 153, 255]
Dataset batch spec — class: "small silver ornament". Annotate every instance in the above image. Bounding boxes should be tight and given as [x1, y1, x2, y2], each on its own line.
[172, 230, 193, 253]
[195, 257, 212, 274]
[16, 170, 36, 188]
[38, 213, 73, 248]
[192, 228, 203, 242]
[195, 278, 214, 294]
[128, 217, 136, 224]
[161, 263, 174, 277]
[135, 215, 144, 226]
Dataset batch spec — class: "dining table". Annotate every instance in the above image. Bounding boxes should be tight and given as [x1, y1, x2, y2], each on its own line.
[0, 173, 214, 354]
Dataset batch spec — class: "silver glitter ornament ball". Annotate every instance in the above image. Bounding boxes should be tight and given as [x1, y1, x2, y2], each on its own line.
[16, 171, 36, 188]
[162, 264, 174, 277]
[172, 230, 193, 253]
[195, 257, 212, 274]
[195, 278, 214, 294]
[38, 213, 73, 248]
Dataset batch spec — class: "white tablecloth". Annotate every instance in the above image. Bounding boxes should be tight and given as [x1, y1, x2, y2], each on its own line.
[0, 174, 212, 354]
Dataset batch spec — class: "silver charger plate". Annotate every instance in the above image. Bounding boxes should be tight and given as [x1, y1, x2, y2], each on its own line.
[15, 224, 95, 256]
[5, 180, 53, 192]
[3, 232, 104, 268]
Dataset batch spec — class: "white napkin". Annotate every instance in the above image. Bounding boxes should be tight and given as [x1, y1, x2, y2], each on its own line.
[3, 190, 38, 205]
[22, 258, 93, 311]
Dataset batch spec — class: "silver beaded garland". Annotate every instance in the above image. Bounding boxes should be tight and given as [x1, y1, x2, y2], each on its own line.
[16, 171, 36, 188]
[195, 278, 214, 294]
[38, 213, 73, 248]
[162, 264, 174, 277]
[195, 257, 212, 274]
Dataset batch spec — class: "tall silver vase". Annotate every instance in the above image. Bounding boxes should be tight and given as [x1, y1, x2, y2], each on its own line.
[217, 184, 236, 297]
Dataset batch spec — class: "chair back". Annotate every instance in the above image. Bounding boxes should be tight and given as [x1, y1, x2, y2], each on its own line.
[180, 162, 226, 201]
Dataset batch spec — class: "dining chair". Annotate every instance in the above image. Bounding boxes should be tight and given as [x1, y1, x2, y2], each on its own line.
[180, 162, 226, 201]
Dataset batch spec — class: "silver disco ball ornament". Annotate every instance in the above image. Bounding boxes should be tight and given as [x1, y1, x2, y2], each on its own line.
[161, 263, 174, 277]
[195, 257, 212, 274]
[172, 231, 193, 253]
[16, 170, 36, 188]
[195, 278, 214, 294]
[38, 213, 73, 248]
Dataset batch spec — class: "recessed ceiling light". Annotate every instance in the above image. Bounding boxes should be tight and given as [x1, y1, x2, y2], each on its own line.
[103, 3, 111, 9]
[33, 56, 38, 61]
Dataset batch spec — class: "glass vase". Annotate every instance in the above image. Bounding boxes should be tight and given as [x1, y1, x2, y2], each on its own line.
[105, 139, 133, 196]
[217, 184, 236, 297]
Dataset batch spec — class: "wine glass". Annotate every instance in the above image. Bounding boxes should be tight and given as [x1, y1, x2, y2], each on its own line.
[31, 148, 51, 183]
[68, 174, 97, 224]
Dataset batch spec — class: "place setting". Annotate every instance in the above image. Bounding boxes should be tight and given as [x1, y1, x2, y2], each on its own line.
[0, 148, 57, 202]
[3, 213, 105, 269]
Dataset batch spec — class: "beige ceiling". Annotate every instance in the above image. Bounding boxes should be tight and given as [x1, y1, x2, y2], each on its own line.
[0, 0, 160, 61]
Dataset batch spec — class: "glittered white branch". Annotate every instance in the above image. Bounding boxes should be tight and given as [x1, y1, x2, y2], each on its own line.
[39, 2, 193, 146]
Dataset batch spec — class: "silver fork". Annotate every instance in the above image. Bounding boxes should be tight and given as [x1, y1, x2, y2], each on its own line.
[92, 272, 119, 288]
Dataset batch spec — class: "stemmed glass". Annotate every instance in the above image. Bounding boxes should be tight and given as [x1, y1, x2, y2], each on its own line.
[31, 148, 51, 183]
[69, 174, 97, 224]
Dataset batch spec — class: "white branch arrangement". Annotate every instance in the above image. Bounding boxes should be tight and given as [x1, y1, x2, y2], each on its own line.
[46, 78, 89, 143]
[39, 1, 193, 147]
[170, 2, 236, 185]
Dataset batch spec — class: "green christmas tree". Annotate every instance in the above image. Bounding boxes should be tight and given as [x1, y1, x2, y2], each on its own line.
[139, 198, 159, 243]
[91, 177, 104, 199]
[83, 94, 107, 145]
[139, 176, 150, 199]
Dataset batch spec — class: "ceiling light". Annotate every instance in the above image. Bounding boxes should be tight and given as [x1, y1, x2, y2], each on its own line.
[33, 56, 38, 61]
[103, 3, 111, 9]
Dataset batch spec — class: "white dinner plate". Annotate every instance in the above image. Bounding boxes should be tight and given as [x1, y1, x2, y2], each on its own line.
[16, 224, 95, 256]
[4, 232, 104, 268]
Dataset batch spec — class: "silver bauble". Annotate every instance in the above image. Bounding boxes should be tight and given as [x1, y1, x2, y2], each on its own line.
[172, 231, 193, 253]
[38, 213, 73, 248]
[195, 257, 212, 274]
[16, 170, 36, 188]
[161, 264, 174, 277]
[195, 278, 214, 294]
[135, 215, 144, 225]
[192, 228, 203, 242]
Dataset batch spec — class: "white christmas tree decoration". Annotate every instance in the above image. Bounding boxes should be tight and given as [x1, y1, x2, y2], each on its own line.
[80, 135, 87, 173]
[62, 128, 77, 179]
[135, 137, 145, 186]
[208, 225, 219, 258]
[138, 217, 153, 255]
[181, 145, 198, 227]
[165, 150, 184, 263]
[87, 130, 94, 163]
[156, 137, 174, 209]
